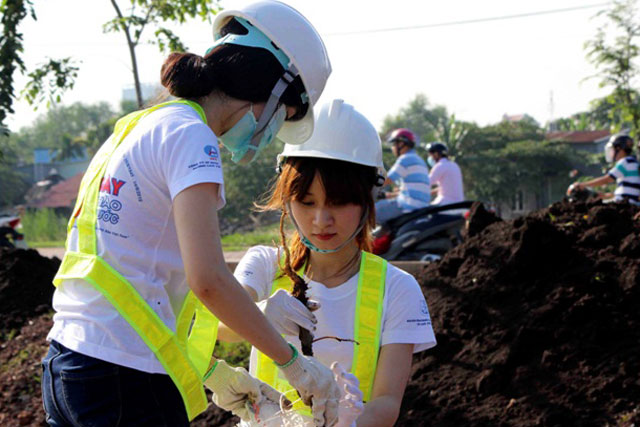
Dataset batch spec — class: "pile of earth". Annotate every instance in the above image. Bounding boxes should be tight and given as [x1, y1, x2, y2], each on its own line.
[399, 200, 640, 426]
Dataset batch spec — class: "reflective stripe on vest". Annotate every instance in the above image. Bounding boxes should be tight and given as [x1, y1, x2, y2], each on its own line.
[53, 100, 219, 421]
[254, 251, 387, 415]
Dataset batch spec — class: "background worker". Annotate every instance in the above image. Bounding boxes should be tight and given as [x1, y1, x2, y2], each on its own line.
[375, 128, 431, 223]
[41, 2, 341, 426]
[219, 100, 437, 427]
[425, 142, 465, 205]
[567, 134, 640, 205]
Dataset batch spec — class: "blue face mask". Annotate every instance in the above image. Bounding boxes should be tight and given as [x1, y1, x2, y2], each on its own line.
[427, 156, 436, 167]
[219, 104, 287, 164]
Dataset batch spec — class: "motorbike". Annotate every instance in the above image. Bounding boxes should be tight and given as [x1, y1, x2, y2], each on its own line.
[0, 214, 28, 249]
[372, 201, 474, 261]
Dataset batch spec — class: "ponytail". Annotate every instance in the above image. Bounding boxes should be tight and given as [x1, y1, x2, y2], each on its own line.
[160, 52, 216, 99]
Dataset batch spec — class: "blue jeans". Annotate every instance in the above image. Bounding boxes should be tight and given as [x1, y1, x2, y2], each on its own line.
[375, 198, 407, 224]
[41, 340, 189, 427]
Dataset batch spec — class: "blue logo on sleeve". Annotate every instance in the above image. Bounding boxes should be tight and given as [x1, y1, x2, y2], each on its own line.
[204, 145, 219, 161]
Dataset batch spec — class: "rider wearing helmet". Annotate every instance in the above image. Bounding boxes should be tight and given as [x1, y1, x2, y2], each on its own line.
[375, 128, 431, 223]
[425, 142, 465, 205]
[567, 134, 639, 204]
[219, 100, 436, 427]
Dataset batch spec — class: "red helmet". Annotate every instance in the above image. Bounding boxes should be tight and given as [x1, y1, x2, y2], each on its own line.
[387, 128, 417, 146]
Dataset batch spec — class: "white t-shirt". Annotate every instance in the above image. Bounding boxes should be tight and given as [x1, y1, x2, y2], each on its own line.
[429, 158, 464, 205]
[48, 103, 226, 374]
[234, 246, 436, 376]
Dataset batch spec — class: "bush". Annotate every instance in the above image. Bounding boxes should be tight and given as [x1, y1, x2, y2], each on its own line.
[22, 209, 68, 243]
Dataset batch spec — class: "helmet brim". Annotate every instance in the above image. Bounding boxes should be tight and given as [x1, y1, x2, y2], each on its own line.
[277, 108, 314, 145]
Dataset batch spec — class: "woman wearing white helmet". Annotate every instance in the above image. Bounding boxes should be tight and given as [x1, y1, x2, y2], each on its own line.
[42, 2, 340, 426]
[220, 100, 437, 426]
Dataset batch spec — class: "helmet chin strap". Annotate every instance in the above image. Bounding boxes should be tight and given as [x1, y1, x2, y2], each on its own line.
[286, 203, 369, 254]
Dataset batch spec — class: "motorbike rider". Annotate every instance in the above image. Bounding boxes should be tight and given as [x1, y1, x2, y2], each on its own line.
[375, 128, 430, 223]
[567, 134, 639, 205]
[425, 142, 465, 205]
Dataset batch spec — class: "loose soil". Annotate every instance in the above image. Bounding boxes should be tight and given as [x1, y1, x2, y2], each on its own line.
[400, 200, 640, 426]
[2, 199, 640, 426]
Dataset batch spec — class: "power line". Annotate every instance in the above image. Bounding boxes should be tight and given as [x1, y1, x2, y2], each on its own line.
[325, 2, 611, 36]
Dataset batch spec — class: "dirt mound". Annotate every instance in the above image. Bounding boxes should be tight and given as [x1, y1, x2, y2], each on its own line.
[0, 248, 60, 333]
[400, 200, 640, 426]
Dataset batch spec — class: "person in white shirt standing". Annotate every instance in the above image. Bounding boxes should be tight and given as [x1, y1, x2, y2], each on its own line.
[425, 142, 465, 205]
[41, 2, 341, 426]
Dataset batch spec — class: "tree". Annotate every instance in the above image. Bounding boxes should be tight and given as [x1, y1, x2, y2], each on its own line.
[0, 0, 77, 136]
[381, 94, 473, 159]
[5, 102, 116, 161]
[462, 140, 582, 204]
[585, 0, 640, 136]
[0, 137, 29, 207]
[105, 0, 220, 107]
[218, 140, 282, 232]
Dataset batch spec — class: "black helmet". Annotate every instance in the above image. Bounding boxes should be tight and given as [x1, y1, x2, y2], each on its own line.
[609, 134, 633, 151]
[425, 142, 448, 155]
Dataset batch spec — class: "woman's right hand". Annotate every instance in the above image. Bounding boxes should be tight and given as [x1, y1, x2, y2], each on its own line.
[257, 289, 319, 336]
[279, 351, 341, 426]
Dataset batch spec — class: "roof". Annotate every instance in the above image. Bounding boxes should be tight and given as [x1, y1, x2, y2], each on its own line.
[546, 130, 610, 143]
[32, 172, 83, 209]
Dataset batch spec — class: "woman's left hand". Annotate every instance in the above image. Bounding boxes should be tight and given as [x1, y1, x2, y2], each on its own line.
[331, 362, 364, 427]
[204, 360, 284, 421]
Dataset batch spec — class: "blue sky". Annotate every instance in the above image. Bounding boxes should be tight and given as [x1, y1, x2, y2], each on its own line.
[9, 0, 620, 131]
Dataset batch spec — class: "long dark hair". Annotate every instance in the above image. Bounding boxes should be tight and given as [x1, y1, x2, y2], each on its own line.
[160, 18, 306, 117]
[260, 157, 378, 282]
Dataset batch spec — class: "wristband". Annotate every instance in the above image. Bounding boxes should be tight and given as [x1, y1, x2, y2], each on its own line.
[275, 343, 298, 368]
[203, 360, 219, 381]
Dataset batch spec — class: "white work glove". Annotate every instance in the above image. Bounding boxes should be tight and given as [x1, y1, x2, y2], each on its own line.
[204, 360, 284, 421]
[331, 362, 364, 427]
[279, 347, 341, 427]
[257, 288, 319, 336]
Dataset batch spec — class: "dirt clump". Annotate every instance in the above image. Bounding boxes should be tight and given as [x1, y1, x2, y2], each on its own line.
[465, 201, 502, 238]
[400, 199, 640, 426]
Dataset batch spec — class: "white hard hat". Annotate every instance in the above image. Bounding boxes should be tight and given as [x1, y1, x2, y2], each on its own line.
[279, 99, 386, 179]
[213, 1, 332, 145]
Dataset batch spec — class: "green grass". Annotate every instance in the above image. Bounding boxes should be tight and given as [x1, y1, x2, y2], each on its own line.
[21, 209, 68, 244]
[27, 240, 66, 248]
[23, 215, 284, 252]
[212, 341, 251, 369]
[221, 222, 282, 251]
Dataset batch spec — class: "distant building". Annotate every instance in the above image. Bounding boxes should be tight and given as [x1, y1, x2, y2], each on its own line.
[27, 147, 90, 183]
[25, 171, 83, 214]
[502, 113, 539, 126]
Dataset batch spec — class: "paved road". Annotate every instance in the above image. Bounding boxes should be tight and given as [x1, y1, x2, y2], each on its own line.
[35, 247, 247, 270]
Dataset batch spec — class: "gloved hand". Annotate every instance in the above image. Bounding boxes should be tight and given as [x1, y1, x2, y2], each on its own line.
[204, 360, 284, 421]
[279, 346, 341, 427]
[331, 362, 364, 427]
[257, 288, 319, 336]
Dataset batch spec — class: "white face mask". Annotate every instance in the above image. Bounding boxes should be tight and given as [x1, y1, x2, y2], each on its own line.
[605, 145, 616, 163]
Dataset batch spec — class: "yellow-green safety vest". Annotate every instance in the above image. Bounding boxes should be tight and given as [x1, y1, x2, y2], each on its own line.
[53, 100, 219, 421]
[255, 251, 387, 416]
